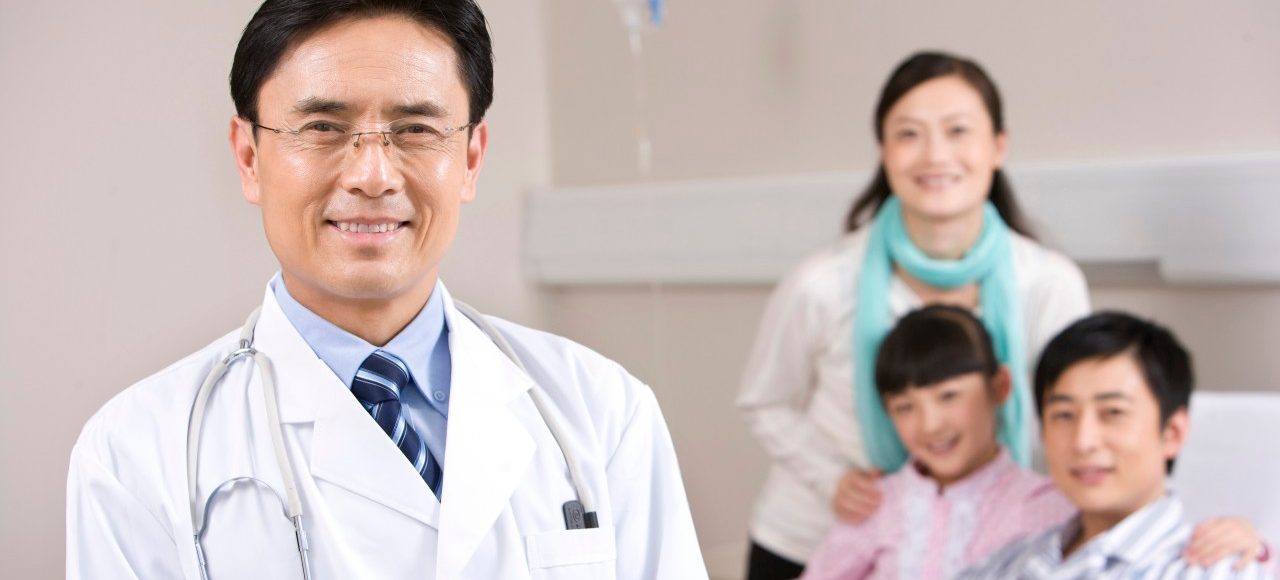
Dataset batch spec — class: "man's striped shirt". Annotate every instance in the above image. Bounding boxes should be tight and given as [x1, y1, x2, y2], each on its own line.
[958, 494, 1270, 580]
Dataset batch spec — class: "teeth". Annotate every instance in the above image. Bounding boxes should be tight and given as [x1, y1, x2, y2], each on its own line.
[334, 221, 399, 234]
[926, 437, 958, 453]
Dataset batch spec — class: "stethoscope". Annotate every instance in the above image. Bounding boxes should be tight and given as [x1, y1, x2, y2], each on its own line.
[186, 302, 598, 580]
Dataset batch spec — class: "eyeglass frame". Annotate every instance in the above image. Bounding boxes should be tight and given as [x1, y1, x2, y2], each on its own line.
[250, 120, 477, 150]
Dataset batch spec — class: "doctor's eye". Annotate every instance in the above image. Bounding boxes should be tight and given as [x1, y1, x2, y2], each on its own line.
[392, 122, 450, 149]
[948, 126, 970, 137]
[395, 123, 442, 135]
[300, 121, 345, 133]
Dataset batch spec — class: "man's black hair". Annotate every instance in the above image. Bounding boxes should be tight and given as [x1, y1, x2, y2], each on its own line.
[230, 0, 493, 126]
[1034, 311, 1194, 473]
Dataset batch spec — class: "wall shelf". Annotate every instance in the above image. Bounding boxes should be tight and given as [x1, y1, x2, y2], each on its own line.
[525, 152, 1280, 285]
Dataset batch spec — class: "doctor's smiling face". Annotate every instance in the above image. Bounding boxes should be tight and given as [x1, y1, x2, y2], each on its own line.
[230, 15, 487, 334]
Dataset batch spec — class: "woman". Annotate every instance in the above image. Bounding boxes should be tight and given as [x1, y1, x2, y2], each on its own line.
[736, 51, 1090, 579]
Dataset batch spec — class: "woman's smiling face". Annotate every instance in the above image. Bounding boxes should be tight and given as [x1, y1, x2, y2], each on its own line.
[880, 75, 1008, 227]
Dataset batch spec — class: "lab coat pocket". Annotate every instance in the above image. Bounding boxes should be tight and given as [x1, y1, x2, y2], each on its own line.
[524, 526, 617, 580]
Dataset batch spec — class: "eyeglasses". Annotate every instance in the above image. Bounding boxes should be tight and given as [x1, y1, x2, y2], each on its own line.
[253, 119, 474, 154]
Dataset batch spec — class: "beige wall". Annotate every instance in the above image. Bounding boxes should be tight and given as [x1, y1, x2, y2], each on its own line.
[0, 1, 549, 576]
[5, 1, 1280, 578]
[548, 0, 1280, 187]
[544, 1, 1280, 577]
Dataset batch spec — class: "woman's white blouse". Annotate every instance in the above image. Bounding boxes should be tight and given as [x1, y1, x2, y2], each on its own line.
[736, 226, 1090, 563]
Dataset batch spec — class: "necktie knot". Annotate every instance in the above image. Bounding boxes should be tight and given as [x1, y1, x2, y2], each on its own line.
[352, 350, 410, 405]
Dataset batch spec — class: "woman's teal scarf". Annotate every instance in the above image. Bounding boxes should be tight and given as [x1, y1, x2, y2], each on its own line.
[853, 196, 1030, 470]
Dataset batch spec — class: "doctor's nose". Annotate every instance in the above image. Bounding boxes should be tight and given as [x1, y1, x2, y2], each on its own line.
[339, 134, 406, 198]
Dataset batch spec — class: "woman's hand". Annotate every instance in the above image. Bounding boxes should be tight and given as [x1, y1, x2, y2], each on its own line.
[1183, 517, 1267, 570]
[832, 468, 882, 524]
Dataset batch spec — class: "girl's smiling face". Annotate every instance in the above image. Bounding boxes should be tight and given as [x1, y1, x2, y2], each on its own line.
[884, 368, 1010, 487]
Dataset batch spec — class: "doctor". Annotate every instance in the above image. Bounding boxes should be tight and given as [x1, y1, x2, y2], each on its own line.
[65, 0, 707, 578]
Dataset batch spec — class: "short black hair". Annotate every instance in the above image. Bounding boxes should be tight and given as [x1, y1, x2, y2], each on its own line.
[230, 0, 494, 126]
[1034, 311, 1194, 473]
[875, 304, 999, 400]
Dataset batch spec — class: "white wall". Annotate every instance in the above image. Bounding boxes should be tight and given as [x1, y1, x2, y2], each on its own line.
[0, 1, 550, 576]
[543, 1, 1280, 577]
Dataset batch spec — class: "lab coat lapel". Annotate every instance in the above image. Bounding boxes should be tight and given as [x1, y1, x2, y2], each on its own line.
[436, 289, 536, 579]
[253, 287, 441, 528]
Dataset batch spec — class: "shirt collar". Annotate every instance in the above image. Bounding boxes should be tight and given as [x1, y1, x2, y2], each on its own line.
[1059, 492, 1184, 566]
[902, 447, 1015, 499]
[270, 272, 449, 390]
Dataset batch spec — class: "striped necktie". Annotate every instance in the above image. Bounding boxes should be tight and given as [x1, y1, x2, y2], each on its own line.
[351, 349, 443, 498]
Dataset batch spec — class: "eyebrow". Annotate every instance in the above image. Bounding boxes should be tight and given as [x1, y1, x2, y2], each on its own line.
[289, 99, 450, 119]
[392, 101, 449, 118]
[1045, 393, 1075, 405]
[1093, 392, 1133, 403]
[888, 112, 978, 125]
[292, 97, 349, 115]
[1045, 391, 1133, 405]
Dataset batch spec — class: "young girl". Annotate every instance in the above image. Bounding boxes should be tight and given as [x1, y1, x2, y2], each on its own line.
[800, 306, 1269, 579]
[737, 51, 1090, 579]
[800, 305, 1073, 579]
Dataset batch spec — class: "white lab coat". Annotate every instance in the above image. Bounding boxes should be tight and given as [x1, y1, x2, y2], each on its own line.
[67, 283, 707, 579]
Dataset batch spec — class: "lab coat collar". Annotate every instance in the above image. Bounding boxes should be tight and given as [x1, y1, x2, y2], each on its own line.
[254, 284, 443, 526]
[252, 281, 539, 576]
[253, 285, 326, 424]
[435, 285, 537, 579]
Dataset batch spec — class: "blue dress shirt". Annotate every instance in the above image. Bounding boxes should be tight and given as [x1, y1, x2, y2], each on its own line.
[271, 273, 452, 469]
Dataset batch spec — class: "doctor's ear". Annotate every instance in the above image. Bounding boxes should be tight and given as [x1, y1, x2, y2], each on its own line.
[459, 119, 489, 204]
[229, 116, 262, 205]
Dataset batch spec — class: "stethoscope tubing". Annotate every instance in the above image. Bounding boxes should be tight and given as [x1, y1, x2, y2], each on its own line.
[185, 301, 593, 579]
